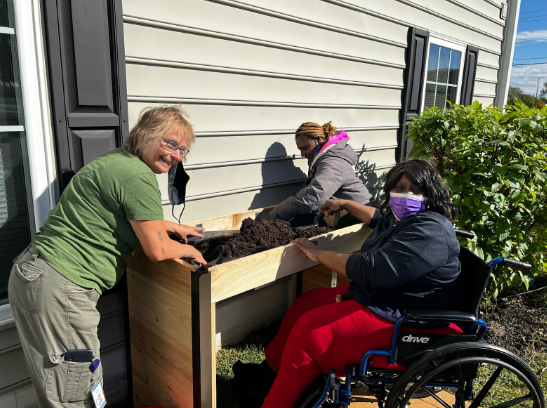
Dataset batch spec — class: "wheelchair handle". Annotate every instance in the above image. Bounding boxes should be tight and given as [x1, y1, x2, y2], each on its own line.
[454, 229, 475, 239]
[501, 258, 532, 271]
[489, 257, 532, 271]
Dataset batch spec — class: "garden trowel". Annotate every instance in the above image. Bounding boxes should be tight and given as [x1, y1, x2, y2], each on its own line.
[294, 212, 326, 231]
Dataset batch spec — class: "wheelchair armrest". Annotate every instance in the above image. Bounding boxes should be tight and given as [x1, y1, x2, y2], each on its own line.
[405, 310, 477, 323]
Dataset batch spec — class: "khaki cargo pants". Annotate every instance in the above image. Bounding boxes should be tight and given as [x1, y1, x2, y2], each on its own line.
[8, 245, 103, 408]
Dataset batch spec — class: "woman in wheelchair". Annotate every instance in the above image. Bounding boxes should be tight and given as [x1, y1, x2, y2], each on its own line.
[233, 159, 465, 407]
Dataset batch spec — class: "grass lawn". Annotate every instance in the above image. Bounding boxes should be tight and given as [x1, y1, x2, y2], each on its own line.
[216, 320, 280, 408]
[473, 352, 547, 407]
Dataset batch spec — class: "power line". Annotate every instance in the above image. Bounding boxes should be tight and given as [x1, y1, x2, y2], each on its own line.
[512, 62, 547, 66]
[516, 43, 547, 48]
[520, 8, 547, 14]
[520, 13, 547, 20]
[519, 18, 547, 23]
[514, 56, 547, 60]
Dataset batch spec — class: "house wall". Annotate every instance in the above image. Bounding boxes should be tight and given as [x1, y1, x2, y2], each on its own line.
[122, 0, 506, 223]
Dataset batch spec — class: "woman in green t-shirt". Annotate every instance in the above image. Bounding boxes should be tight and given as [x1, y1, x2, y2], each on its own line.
[8, 106, 205, 408]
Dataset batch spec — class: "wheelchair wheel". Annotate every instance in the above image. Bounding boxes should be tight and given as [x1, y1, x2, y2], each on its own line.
[385, 342, 544, 408]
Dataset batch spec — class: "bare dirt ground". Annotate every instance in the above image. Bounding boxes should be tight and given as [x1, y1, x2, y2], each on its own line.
[482, 274, 547, 356]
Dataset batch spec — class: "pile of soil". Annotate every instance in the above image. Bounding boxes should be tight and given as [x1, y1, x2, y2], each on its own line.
[482, 276, 547, 355]
[194, 218, 332, 263]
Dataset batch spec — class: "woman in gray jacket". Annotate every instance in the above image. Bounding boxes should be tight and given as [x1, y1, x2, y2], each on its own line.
[266, 122, 371, 226]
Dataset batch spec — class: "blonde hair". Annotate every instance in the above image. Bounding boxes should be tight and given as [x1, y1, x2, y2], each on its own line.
[295, 121, 337, 141]
[124, 105, 195, 161]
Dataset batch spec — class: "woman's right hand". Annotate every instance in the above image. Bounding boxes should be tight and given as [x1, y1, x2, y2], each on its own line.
[319, 199, 345, 215]
[183, 245, 207, 266]
[291, 238, 321, 262]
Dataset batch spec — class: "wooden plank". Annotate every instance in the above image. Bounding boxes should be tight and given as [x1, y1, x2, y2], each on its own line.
[302, 266, 352, 293]
[210, 224, 372, 303]
[302, 250, 354, 293]
[302, 264, 337, 293]
[183, 207, 269, 231]
[184, 207, 341, 232]
[127, 251, 194, 408]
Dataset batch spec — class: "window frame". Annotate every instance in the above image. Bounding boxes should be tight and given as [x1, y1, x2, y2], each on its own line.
[420, 36, 467, 113]
[0, 0, 56, 315]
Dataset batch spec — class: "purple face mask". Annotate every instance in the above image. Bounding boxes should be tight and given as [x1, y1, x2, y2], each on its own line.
[389, 192, 426, 221]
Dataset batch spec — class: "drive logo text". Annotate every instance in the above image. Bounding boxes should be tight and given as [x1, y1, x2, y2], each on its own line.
[402, 334, 430, 343]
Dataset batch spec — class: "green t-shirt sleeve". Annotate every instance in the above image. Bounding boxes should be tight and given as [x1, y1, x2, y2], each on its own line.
[120, 174, 164, 221]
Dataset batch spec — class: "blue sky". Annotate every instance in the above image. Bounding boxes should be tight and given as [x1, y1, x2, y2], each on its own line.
[509, 0, 547, 95]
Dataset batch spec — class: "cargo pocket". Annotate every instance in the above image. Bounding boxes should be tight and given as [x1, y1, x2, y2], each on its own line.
[14, 262, 45, 311]
[46, 353, 95, 403]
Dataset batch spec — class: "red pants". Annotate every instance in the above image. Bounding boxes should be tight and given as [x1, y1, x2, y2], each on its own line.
[262, 284, 461, 408]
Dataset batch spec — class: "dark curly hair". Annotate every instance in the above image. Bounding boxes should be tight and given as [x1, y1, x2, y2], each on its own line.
[380, 159, 459, 220]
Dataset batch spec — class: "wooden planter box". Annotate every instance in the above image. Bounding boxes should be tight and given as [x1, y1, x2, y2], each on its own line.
[126, 208, 371, 408]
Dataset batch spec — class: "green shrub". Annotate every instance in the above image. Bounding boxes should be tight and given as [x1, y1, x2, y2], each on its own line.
[407, 101, 547, 298]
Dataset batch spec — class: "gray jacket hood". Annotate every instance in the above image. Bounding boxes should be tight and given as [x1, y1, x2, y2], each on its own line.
[310, 139, 357, 171]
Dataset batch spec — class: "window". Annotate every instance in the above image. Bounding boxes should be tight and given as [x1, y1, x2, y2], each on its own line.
[0, 0, 32, 304]
[421, 38, 466, 111]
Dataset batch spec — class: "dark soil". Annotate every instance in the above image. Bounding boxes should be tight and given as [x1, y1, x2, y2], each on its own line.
[193, 218, 332, 263]
[482, 274, 547, 356]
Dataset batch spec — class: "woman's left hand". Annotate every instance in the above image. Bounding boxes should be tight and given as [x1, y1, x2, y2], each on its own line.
[291, 238, 321, 262]
[174, 225, 205, 242]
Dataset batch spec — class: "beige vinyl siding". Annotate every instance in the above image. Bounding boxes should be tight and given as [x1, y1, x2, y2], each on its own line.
[123, 0, 506, 222]
[474, 96, 496, 106]
[474, 80, 497, 97]
[477, 51, 501, 69]
[124, 0, 406, 66]
[445, 0, 503, 24]
[397, 0, 504, 39]
[0, 325, 29, 391]
[483, 0, 505, 8]
[326, 0, 502, 54]
[124, 26, 405, 87]
[126, 65, 403, 108]
[127, 104, 401, 135]
[476, 65, 499, 83]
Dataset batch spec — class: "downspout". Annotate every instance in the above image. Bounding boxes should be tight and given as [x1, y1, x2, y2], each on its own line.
[496, 0, 521, 107]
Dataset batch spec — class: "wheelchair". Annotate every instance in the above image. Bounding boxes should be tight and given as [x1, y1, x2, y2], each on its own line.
[299, 230, 545, 408]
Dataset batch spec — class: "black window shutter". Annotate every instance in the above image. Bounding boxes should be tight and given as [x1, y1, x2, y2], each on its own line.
[460, 46, 479, 106]
[398, 28, 429, 162]
[43, 0, 129, 192]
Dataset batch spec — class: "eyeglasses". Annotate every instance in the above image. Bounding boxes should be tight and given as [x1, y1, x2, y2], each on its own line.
[161, 137, 190, 157]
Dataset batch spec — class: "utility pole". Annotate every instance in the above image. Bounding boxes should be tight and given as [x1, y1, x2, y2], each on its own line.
[535, 76, 544, 108]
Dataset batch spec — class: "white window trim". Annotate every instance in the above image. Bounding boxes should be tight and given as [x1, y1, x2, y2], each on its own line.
[1, 0, 57, 325]
[420, 37, 467, 113]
